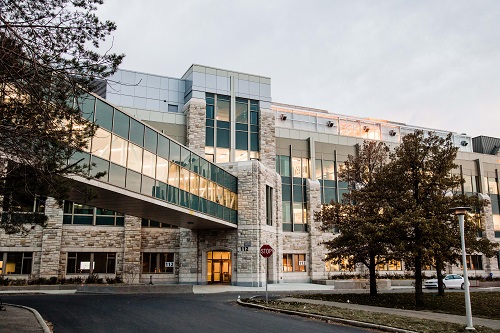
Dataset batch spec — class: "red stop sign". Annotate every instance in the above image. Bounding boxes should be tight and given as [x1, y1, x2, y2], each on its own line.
[260, 244, 274, 258]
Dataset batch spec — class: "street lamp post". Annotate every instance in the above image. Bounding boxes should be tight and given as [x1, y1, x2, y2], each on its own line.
[451, 206, 474, 331]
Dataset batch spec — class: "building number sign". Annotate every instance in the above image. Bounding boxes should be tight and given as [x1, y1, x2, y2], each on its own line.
[165, 262, 174, 268]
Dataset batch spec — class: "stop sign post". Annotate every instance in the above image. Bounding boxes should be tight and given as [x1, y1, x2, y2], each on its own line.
[260, 244, 274, 302]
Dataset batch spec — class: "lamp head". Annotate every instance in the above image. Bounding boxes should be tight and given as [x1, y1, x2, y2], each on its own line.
[450, 206, 471, 216]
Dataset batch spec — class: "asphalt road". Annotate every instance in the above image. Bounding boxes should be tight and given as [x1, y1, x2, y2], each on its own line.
[3, 293, 378, 333]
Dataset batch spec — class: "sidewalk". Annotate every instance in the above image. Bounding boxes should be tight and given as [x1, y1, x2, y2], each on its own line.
[0, 304, 50, 333]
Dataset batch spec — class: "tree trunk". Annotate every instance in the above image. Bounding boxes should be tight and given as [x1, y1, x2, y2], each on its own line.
[369, 252, 378, 296]
[414, 254, 424, 307]
[436, 261, 445, 296]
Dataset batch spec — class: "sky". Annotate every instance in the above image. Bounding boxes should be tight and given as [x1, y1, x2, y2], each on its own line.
[97, 0, 500, 138]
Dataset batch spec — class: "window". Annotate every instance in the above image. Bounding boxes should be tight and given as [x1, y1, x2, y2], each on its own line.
[67, 252, 116, 274]
[142, 253, 175, 273]
[283, 254, 306, 272]
[141, 218, 178, 228]
[63, 201, 124, 226]
[168, 104, 178, 113]
[377, 259, 402, 271]
[464, 255, 483, 270]
[0, 252, 33, 275]
[325, 257, 353, 272]
[266, 186, 273, 226]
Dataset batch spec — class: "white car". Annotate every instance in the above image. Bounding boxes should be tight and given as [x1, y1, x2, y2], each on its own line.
[424, 274, 469, 289]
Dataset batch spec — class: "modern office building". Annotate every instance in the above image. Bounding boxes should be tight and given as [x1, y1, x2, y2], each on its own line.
[0, 64, 499, 285]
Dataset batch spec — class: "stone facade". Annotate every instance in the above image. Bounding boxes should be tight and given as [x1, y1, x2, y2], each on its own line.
[184, 98, 206, 157]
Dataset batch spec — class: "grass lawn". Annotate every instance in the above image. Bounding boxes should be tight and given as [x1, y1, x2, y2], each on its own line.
[298, 291, 500, 319]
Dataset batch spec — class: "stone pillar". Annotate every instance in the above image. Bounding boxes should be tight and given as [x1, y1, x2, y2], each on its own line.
[259, 108, 276, 171]
[178, 228, 198, 284]
[123, 215, 141, 284]
[306, 179, 326, 280]
[184, 98, 206, 157]
[39, 197, 64, 278]
[480, 194, 499, 273]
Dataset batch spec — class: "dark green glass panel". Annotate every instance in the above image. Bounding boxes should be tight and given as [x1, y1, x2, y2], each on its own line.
[70, 151, 90, 175]
[156, 181, 167, 200]
[236, 123, 247, 131]
[63, 215, 72, 224]
[250, 100, 259, 111]
[227, 175, 237, 193]
[199, 159, 209, 178]
[180, 147, 191, 168]
[235, 131, 248, 150]
[116, 217, 124, 226]
[179, 189, 189, 208]
[126, 170, 141, 193]
[141, 218, 149, 227]
[281, 176, 291, 185]
[282, 223, 292, 232]
[282, 184, 291, 201]
[95, 99, 113, 131]
[324, 187, 336, 204]
[293, 185, 303, 202]
[113, 110, 130, 139]
[207, 201, 217, 216]
[250, 125, 259, 133]
[77, 94, 95, 121]
[293, 177, 302, 185]
[190, 154, 199, 173]
[217, 204, 224, 219]
[229, 210, 237, 224]
[323, 180, 336, 187]
[157, 135, 170, 160]
[63, 201, 72, 213]
[144, 127, 158, 153]
[109, 163, 126, 188]
[338, 181, 349, 189]
[491, 194, 499, 214]
[73, 216, 93, 225]
[217, 95, 230, 101]
[294, 224, 307, 232]
[95, 216, 115, 225]
[199, 198, 208, 214]
[210, 166, 218, 183]
[96, 207, 114, 215]
[250, 111, 258, 124]
[206, 105, 214, 119]
[141, 176, 155, 196]
[217, 121, 230, 129]
[223, 206, 231, 221]
[217, 128, 230, 148]
[167, 186, 179, 205]
[73, 204, 93, 214]
[189, 194, 199, 211]
[250, 133, 259, 151]
[206, 127, 214, 147]
[206, 119, 214, 127]
[90, 156, 109, 181]
[170, 141, 181, 165]
[129, 119, 144, 146]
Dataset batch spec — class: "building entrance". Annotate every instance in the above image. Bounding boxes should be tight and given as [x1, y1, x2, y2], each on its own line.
[207, 251, 231, 284]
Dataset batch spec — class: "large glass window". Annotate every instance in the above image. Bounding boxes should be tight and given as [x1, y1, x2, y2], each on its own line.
[142, 150, 156, 178]
[129, 118, 145, 146]
[67, 252, 116, 274]
[282, 254, 306, 272]
[0, 252, 32, 275]
[142, 253, 175, 273]
[127, 143, 143, 173]
[266, 185, 273, 226]
[113, 110, 130, 139]
[216, 95, 230, 121]
[63, 201, 124, 226]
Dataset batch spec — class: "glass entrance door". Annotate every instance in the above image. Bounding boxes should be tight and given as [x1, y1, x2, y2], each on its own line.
[207, 251, 231, 284]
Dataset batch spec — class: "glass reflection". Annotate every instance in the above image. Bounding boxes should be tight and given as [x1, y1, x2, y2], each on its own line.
[127, 143, 143, 173]
[156, 156, 168, 183]
[91, 128, 111, 159]
[110, 135, 128, 167]
[142, 150, 156, 178]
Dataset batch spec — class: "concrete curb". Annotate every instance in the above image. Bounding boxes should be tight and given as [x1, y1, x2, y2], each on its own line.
[76, 284, 193, 294]
[5, 303, 51, 333]
[236, 299, 417, 333]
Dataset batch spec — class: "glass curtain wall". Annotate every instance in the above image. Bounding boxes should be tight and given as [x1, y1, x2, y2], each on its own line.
[68, 93, 238, 224]
[205, 93, 259, 163]
[276, 153, 308, 232]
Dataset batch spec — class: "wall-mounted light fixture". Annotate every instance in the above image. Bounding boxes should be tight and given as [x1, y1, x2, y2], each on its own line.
[363, 126, 370, 132]
[326, 121, 334, 127]
[389, 130, 397, 136]
[461, 140, 468, 147]
[280, 114, 287, 121]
